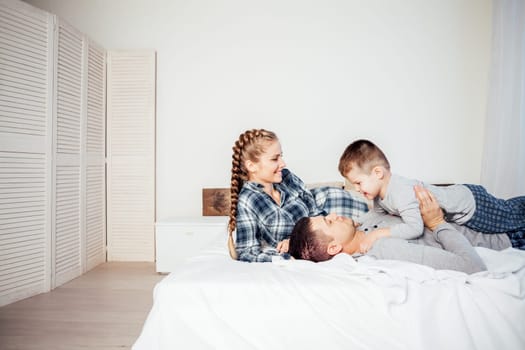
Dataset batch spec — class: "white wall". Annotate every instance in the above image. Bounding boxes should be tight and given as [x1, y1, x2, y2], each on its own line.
[25, 0, 492, 220]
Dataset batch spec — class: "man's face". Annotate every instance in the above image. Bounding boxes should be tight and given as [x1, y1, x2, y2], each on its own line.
[310, 213, 357, 245]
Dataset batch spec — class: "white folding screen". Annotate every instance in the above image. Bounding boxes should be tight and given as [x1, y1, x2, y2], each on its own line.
[0, 0, 107, 306]
[0, 0, 54, 306]
[107, 51, 156, 262]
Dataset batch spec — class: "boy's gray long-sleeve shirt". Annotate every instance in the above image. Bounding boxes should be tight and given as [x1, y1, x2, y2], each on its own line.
[360, 212, 511, 274]
[358, 174, 476, 240]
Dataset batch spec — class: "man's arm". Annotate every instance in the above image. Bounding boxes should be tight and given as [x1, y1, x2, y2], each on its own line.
[415, 186, 486, 272]
[414, 185, 445, 231]
[367, 234, 486, 274]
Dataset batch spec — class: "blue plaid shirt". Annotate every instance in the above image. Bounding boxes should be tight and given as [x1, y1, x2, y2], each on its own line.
[235, 169, 369, 262]
[310, 186, 369, 220]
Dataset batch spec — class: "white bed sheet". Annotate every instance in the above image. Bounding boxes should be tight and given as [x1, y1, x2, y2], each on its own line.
[133, 235, 525, 350]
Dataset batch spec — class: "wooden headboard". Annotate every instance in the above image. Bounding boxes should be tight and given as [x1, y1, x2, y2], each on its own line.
[202, 188, 230, 216]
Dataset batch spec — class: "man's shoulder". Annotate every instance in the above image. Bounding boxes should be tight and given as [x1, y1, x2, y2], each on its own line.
[367, 237, 413, 257]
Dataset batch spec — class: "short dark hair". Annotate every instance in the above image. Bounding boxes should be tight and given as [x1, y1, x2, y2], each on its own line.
[289, 217, 334, 262]
[338, 139, 390, 176]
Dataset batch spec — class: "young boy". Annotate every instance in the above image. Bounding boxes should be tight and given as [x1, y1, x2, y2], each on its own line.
[338, 139, 525, 253]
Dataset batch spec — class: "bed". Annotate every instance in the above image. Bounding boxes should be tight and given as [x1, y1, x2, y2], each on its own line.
[133, 229, 525, 350]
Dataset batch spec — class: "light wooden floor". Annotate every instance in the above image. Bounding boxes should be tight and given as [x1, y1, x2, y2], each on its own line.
[0, 262, 165, 350]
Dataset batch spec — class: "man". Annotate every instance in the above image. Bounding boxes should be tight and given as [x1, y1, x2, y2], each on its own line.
[289, 186, 512, 274]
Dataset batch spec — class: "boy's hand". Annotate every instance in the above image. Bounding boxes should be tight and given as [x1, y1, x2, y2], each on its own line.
[414, 185, 445, 231]
[359, 228, 390, 253]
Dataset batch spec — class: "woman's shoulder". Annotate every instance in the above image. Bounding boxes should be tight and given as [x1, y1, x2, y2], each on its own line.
[239, 182, 262, 197]
[237, 185, 265, 212]
[281, 168, 306, 188]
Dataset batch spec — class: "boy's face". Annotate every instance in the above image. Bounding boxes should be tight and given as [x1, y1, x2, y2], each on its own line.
[345, 167, 383, 200]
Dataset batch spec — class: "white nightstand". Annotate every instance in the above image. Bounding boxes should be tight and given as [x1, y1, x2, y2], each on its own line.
[155, 216, 228, 273]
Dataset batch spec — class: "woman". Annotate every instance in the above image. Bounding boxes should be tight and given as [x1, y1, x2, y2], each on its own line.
[228, 129, 323, 262]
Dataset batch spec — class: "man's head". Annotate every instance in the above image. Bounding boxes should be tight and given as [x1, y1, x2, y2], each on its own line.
[338, 139, 391, 200]
[289, 213, 358, 262]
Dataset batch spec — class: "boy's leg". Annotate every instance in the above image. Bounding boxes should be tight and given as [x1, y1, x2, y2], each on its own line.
[507, 230, 525, 250]
[463, 184, 525, 233]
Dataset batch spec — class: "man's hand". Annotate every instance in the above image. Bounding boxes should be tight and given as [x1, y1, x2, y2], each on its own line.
[414, 185, 445, 231]
[276, 239, 289, 253]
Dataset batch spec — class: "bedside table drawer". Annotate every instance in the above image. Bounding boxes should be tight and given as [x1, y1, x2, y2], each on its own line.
[155, 217, 228, 273]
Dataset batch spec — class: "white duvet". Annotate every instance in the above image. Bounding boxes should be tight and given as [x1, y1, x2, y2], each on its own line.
[133, 237, 525, 350]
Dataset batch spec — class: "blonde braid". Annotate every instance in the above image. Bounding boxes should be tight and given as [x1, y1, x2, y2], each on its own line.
[227, 129, 278, 259]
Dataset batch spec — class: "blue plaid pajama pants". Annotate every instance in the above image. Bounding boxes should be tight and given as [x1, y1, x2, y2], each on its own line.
[463, 184, 525, 249]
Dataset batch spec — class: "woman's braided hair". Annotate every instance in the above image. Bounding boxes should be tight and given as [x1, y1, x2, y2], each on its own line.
[227, 129, 278, 259]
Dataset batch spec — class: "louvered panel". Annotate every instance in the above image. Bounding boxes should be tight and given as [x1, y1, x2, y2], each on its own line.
[56, 22, 82, 155]
[108, 54, 155, 158]
[86, 165, 105, 268]
[86, 42, 105, 154]
[0, 151, 47, 304]
[54, 165, 81, 285]
[0, 2, 49, 137]
[107, 51, 156, 261]
[85, 40, 106, 270]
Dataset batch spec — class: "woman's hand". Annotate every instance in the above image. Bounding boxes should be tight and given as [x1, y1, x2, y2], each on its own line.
[414, 185, 445, 231]
[276, 239, 289, 253]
